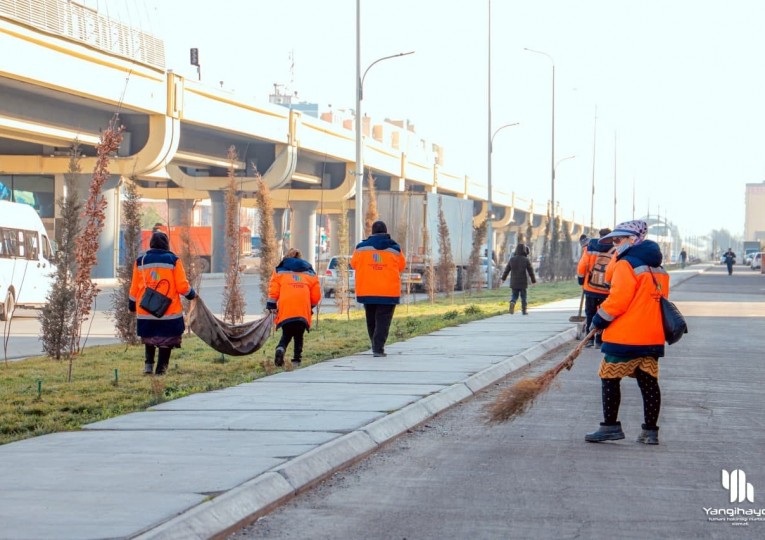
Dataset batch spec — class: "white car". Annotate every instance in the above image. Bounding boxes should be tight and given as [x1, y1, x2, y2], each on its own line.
[321, 256, 355, 297]
[751, 252, 763, 271]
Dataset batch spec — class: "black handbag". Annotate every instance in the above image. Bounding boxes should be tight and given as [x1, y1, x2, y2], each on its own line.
[139, 256, 173, 318]
[649, 268, 688, 345]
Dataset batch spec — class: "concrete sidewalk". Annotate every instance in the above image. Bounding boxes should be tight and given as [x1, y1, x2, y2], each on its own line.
[0, 267, 708, 540]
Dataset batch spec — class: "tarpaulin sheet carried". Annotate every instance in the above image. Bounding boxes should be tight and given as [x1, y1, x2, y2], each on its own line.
[188, 297, 273, 356]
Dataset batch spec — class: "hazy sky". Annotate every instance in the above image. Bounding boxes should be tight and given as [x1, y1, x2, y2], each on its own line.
[99, 0, 764, 236]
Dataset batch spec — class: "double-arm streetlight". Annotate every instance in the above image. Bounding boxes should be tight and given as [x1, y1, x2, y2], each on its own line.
[355, 3, 414, 243]
[487, 122, 519, 287]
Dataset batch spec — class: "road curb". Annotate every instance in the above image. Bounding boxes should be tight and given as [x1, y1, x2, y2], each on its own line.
[136, 324, 580, 539]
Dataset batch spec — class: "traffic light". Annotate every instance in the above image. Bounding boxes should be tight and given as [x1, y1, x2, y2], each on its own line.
[190, 48, 199, 67]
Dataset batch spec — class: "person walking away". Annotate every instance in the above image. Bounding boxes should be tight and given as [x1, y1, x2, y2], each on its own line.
[723, 248, 736, 275]
[576, 228, 614, 347]
[500, 243, 536, 315]
[266, 248, 321, 368]
[585, 220, 668, 445]
[679, 248, 687, 269]
[351, 221, 406, 357]
[129, 231, 197, 375]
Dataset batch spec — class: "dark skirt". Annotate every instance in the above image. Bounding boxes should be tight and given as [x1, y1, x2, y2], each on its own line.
[141, 335, 182, 348]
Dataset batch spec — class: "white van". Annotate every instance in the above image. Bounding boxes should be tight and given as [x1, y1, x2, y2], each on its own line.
[0, 201, 56, 320]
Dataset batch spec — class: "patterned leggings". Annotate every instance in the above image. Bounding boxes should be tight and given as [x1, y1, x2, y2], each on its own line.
[601, 368, 661, 429]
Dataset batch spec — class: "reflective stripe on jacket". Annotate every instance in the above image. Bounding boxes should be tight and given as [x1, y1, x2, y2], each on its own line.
[129, 249, 194, 337]
[596, 240, 669, 358]
[267, 257, 321, 329]
[351, 233, 406, 304]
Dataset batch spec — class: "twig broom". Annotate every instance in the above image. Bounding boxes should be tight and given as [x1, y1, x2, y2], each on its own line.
[487, 329, 598, 423]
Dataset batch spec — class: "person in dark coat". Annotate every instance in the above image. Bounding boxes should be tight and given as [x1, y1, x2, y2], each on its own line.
[723, 248, 736, 275]
[500, 243, 537, 314]
[129, 231, 196, 375]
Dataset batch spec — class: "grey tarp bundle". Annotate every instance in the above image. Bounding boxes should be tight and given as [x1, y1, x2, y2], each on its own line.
[188, 297, 273, 356]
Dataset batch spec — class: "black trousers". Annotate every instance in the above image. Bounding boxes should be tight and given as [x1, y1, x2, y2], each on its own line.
[363, 304, 396, 353]
[277, 321, 307, 360]
[601, 368, 661, 429]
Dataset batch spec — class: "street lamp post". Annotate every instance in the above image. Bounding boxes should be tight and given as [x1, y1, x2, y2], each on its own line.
[487, 122, 519, 287]
[354, 2, 414, 244]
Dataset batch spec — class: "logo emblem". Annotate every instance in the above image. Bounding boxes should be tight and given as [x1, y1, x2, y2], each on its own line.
[722, 469, 754, 503]
[292, 274, 302, 282]
[372, 253, 382, 264]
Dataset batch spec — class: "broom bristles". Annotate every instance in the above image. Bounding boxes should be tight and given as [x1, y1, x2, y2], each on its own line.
[486, 329, 597, 424]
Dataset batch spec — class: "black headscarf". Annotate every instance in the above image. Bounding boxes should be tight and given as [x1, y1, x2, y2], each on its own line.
[150, 231, 170, 250]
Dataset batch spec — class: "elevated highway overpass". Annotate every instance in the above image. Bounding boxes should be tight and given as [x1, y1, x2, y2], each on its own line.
[0, 0, 592, 276]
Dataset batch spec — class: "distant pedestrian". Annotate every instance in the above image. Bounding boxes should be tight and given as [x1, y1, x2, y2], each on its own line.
[679, 248, 687, 269]
[129, 231, 197, 375]
[723, 248, 736, 275]
[576, 228, 614, 347]
[266, 248, 321, 368]
[586, 220, 668, 445]
[500, 243, 536, 315]
[351, 221, 406, 357]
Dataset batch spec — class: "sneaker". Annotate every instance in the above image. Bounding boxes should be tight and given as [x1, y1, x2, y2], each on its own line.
[585, 422, 625, 442]
[584, 341, 595, 348]
[636, 424, 660, 445]
[143, 362, 154, 375]
[274, 346, 285, 367]
[291, 359, 301, 368]
[373, 351, 387, 357]
[522, 310, 528, 315]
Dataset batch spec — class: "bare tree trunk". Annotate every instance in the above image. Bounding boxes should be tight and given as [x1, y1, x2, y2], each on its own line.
[222, 146, 246, 323]
[109, 177, 141, 345]
[71, 115, 123, 380]
[255, 177, 277, 307]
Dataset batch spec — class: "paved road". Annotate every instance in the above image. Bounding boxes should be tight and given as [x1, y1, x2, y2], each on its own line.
[230, 265, 765, 540]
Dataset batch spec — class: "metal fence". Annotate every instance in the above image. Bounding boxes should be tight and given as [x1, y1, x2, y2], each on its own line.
[0, 0, 165, 69]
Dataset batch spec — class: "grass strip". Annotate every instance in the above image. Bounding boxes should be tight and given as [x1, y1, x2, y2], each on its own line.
[0, 280, 580, 445]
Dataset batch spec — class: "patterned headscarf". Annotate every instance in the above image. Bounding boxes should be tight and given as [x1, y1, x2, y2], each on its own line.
[599, 220, 648, 245]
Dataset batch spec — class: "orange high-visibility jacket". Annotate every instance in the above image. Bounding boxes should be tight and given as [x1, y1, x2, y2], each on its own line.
[576, 239, 614, 298]
[267, 257, 321, 329]
[593, 240, 669, 358]
[129, 249, 195, 337]
[351, 233, 406, 304]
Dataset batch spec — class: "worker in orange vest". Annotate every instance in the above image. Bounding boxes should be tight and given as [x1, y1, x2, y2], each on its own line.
[266, 248, 321, 368]
[351, 221, 406, 357]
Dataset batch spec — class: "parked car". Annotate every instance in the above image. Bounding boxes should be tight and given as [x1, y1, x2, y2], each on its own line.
[322, 256, 355, 297]
[751, 252, 763, 271]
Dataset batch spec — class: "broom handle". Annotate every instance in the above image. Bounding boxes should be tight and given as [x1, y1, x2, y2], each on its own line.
[559, 328, 600, 373]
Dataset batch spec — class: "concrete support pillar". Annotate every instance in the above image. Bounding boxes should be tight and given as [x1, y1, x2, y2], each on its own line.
[348, 209, 358, 246]
[272, 208, 285, 257]
[209, 190, 226, 273]
[390, 176, 405, 192]
[168, 198, 192, 226]
[329, 214, 341, 257]
[70, 173, 120, 278]
[290, 201, 318, 267]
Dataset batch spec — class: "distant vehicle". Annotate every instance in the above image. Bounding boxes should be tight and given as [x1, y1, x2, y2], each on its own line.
[751, 252, 763, 271]
[140, 225, 252, 273]
[251, 236, 262, 256]
[0, 201, 56, 320]
[743, 241, 761, 266]
[322, 256, 354, 297]
[474, 257, 500, 288]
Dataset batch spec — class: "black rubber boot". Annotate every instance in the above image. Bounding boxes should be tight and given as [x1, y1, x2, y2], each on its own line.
[291, 358, 302, 368]
[509, 302, 515, 314]
[155, 348, 171, 375]
[637, 424, 660, 445]
[274, 346, 285, 367]
[585, 422, 625, 442]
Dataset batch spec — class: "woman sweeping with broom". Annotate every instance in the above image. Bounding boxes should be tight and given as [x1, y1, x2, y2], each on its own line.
[584, 220, 668, 445]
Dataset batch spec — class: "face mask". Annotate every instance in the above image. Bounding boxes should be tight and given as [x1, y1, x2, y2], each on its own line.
[615, 238, 635, 255]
